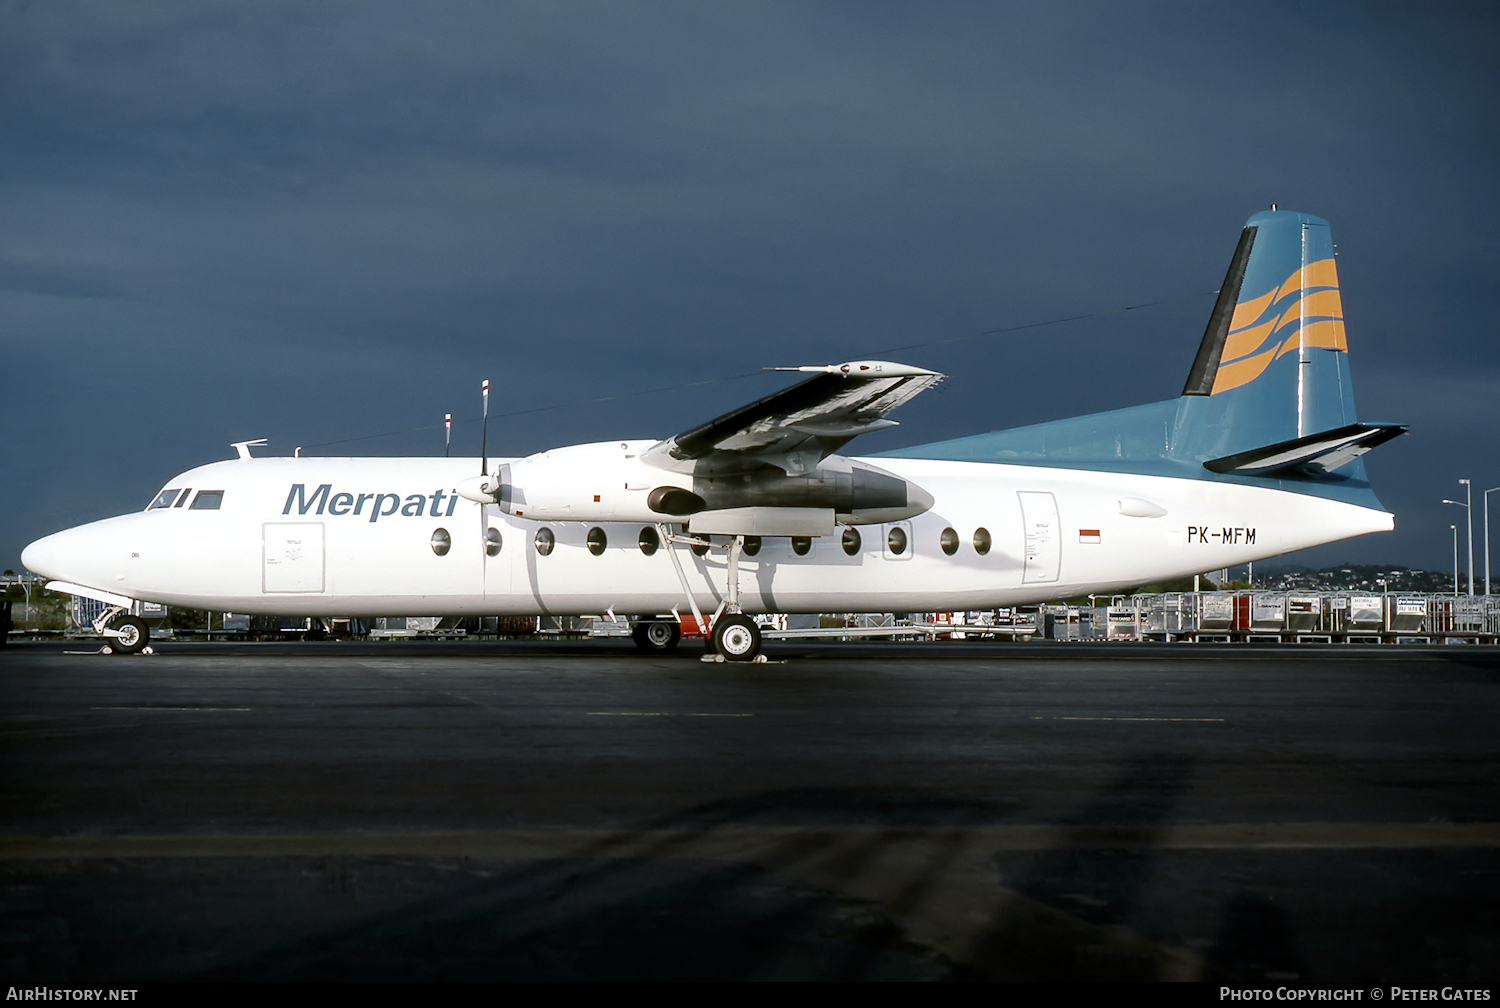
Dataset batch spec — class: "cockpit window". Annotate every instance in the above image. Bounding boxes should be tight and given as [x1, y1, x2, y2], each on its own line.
[189, 490, 224, 510]
[149, 489, 181, 510]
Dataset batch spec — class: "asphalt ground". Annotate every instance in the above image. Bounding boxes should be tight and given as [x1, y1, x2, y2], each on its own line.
[1, 637, 1498, 983]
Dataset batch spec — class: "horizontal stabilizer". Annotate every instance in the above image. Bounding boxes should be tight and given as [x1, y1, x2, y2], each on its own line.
[1203, 423, 1405, 477]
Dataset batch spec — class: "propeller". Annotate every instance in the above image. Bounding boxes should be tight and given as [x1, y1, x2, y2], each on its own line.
[480, 379, 490, 477]
[477, 382, 494, 567]
[457, 379, 503, 504]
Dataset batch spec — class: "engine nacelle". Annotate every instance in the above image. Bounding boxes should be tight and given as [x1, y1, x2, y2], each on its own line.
[487, 440, 933, 527]
[497, 441, 691, 522]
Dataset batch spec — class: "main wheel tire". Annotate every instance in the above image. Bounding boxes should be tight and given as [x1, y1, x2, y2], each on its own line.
[711, 614, 761, 662]
[632, 620, 681, 653]
[110, 616, 150, 654]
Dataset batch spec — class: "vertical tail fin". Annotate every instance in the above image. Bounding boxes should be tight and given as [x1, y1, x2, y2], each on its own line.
[877, 208, 1401, 499]
[1174, 209, 1359, 460]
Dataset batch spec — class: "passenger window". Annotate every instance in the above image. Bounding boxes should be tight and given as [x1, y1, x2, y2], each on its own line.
[189, 490, 224, 510]
[791, 536, 812, 556]
[149, 490, 180, 510]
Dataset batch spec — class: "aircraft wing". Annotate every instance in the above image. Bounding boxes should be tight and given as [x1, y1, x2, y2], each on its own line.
[643, 361, 943, 476]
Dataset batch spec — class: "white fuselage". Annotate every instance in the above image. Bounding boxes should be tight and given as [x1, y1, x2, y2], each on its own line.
[22, 452, 1393, 616]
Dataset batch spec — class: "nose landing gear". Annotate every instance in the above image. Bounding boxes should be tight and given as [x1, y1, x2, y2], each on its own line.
[89, 604, 151, 655]
[108, 615, 150, 654]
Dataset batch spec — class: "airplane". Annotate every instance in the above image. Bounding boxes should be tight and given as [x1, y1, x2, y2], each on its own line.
[21, 208, 1405, 661]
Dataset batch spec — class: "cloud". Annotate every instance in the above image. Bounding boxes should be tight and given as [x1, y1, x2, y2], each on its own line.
[2, 0, 1497, 571]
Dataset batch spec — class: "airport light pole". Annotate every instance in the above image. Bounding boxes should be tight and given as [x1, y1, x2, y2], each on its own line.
[1442, 480, 1474, 595]
[1451, 525, 1459, 597]
[1485, 486, 1500, 596]
[1462, 479, 1474, 596]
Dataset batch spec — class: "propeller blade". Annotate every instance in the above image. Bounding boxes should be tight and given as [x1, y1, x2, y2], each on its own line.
[480, 379, 490, 476]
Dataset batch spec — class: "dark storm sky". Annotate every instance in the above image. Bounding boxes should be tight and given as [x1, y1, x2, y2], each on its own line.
[3, 1, 1497, 577]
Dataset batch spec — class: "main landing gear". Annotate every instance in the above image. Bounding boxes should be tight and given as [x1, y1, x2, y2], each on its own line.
[710, 613, 761, 662]
[655, 524, 766, 663]
[632, 619, 682, 653]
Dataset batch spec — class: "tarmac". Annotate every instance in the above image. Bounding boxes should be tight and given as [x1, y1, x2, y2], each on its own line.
[2, 637, 1497, 982]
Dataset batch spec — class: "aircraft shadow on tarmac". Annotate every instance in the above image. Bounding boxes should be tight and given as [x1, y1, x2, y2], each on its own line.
[81, 759, 1432, 984]
[11, 774, 1497, 982]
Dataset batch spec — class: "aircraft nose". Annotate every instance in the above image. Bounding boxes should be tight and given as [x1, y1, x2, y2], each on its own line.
[20, 529, 73, 583]
[21, 518, 136, 589]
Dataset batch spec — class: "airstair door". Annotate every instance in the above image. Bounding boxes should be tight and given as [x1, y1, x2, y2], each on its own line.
[1018, 491, 1060, 584]
[263, 522, 325, 593]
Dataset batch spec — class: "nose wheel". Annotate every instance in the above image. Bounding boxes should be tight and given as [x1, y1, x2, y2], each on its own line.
[107, 615, 150, 654]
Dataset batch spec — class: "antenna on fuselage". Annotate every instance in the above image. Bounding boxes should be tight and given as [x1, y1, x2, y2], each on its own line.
[480, 380, 490, 475]
[230, 439, 268, 460]
[445, 414, 452, 457]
